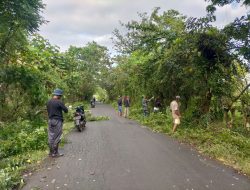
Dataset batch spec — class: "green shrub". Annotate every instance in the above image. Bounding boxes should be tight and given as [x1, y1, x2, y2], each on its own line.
[0, 121, 74, 190]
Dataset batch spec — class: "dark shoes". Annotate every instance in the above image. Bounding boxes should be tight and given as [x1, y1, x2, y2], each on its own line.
[48, 146, 53, 157]
[49, 145, 64, 158]
[51, 152, 64, 157]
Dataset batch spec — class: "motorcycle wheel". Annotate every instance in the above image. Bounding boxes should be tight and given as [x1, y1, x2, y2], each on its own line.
[82, 121, 86, 130]
[76, 124, 82, 132]
[79, 121, 86, 132]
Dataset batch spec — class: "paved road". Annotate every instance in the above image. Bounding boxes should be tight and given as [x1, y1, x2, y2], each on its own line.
[23, 103, 250, 190]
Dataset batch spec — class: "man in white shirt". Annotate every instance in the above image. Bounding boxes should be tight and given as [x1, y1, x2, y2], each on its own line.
[170, 96, 181, 132]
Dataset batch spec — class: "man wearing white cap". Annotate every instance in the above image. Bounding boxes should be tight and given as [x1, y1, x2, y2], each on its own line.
[170, 96, 181, 132]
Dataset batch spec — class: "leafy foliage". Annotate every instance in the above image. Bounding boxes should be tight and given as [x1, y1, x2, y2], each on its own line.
[111, 8, 247, 117]
[109, 4, 250, 176]
[64, 42, 111, 102]
[0, 0, 45, 63]
[0, 0, 249, 188]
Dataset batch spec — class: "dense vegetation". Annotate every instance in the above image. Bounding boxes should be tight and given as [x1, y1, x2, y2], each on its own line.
[109, 2, 250, 123]
[107, 0, 250, 175]
[0, 0, 249, 189]
[0, 1, 110, 188]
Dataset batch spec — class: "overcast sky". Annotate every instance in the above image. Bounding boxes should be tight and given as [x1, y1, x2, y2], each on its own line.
[38, 0, 249, 52]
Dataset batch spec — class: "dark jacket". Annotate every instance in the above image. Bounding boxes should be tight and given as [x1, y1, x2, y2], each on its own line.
[118, 98, 122, 106]
[47, 99, 68, 121]
[124, 98, 130, 107]
[154, 99, 161, 108]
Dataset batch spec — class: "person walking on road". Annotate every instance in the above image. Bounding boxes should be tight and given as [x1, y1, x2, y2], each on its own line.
[170, 96, 181, 132]
[47, 88, 68, 157]
[117, 96, 123, 117]
[124, 96, 130, 118]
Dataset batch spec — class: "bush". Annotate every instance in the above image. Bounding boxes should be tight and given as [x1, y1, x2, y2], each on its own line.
[0, 121, 47, 159]
[0, 120, 75, 190]
[0, 120, 49, 189]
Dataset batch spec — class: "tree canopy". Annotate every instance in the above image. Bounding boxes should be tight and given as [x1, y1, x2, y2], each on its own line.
[110, 3, 249, 123]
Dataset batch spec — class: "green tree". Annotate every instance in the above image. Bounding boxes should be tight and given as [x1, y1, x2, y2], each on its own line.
[65, 42, 111, 101]
[206, 0, 249, 61]
[0, 0, 45, 63]
[111, 8, 247, 121]
[0, 35, 66, 121]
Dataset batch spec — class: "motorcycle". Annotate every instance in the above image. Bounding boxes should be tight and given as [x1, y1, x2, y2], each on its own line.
[74, 106, 86, 132]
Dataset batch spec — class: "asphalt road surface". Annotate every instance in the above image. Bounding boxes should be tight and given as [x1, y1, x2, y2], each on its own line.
[23, 103, 250, 190]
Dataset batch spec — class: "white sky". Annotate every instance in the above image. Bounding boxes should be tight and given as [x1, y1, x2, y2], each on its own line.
[38, 0, 249, 53]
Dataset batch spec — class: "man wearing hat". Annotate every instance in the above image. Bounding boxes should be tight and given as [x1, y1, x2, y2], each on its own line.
[47, 88, 68, 157]
[170, 96, 181, 132]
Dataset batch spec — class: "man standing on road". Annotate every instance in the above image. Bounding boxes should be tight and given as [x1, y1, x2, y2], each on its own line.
[117, 96, 123, 117]
[124, 96, 130, 118]
[170, 96, 181, 132]
[47, 88, 68, 157]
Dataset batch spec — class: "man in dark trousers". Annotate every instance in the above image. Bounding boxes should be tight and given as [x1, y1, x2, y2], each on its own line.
[123, 96, 130, 118]
[47, 88, 68, 157]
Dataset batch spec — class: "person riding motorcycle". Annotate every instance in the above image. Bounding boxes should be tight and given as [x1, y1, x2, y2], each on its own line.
[74, 105, 86, 131]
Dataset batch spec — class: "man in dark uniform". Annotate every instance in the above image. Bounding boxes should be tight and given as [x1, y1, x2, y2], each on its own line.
[47, 89, 68, 157]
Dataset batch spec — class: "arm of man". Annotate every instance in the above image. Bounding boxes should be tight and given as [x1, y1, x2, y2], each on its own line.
[60, 102, 68, 113]
[173, 102, 180, 117]
[174, 110, 181, 117]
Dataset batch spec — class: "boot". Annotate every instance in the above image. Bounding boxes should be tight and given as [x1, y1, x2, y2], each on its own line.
[48, 145, 53, 157]
[52, 144, 64, 157]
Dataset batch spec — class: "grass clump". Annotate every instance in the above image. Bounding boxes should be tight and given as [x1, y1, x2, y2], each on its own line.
[87, 115, 110, 122]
